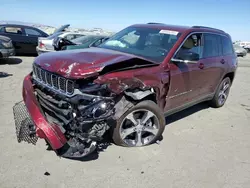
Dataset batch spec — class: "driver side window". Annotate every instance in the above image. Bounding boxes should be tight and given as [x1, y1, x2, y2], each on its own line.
[175, 33, 203, 61]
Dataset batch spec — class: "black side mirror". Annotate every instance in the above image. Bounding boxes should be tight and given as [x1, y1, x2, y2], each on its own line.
[171, 51, 199, 64]
[176, 51, 199, 61]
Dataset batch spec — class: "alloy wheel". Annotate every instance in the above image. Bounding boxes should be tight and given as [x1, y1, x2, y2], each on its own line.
[218, 80, 230, 106]
[119, 109, 160, 147]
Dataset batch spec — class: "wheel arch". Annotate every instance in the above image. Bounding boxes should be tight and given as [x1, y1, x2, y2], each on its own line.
[223, 72, 235, 84]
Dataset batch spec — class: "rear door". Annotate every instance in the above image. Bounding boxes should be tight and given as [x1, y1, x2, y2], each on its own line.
[197, 33, 225, 96]
[23, 27, 45, 53]
[220, 35, 237, 76]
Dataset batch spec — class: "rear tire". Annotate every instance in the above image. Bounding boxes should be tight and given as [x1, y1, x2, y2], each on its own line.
[209, 77, 231, 108]
[112, 100, 165, 147]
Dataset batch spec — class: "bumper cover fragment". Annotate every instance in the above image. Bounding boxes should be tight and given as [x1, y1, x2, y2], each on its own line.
[13, 101, 38, 145]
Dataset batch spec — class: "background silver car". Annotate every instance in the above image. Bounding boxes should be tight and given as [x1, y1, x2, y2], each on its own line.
[36, 24, 86, 55]
[233, 44, 247, 57]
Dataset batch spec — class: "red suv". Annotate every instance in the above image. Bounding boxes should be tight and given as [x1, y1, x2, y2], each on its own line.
[13, 23, 237, 158]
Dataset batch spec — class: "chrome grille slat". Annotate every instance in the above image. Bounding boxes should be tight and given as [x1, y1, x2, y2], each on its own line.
[66, 80, 74, 94]
[37, 67, 42, 80]
[59, 77, 66, 91]
[32, 64, 74, 95]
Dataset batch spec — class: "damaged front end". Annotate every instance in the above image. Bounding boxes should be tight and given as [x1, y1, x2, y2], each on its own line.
[12, 48, 165, 159]
[13, 64, 121, 159]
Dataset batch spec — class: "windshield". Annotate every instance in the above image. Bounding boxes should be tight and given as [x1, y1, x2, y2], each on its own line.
[98, 26, 181, 62]
[72, 35, 99, 44]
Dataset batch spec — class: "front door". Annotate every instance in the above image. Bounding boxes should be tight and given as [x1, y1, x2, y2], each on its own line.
[23, 27, 43, 54]
[165, 33, 204, 112]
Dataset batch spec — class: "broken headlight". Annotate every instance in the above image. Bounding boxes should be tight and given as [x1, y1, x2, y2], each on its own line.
[91, 99, 114, 119]
[78, 98, 115, 120]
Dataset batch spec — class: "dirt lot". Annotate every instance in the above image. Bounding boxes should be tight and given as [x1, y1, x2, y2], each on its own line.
[0, 55, 250, 188]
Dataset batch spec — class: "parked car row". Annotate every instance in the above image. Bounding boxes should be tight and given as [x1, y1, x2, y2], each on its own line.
[1, 22, 248, 60]
[0, 23, 96, 57]
[0, 23, 49, 55]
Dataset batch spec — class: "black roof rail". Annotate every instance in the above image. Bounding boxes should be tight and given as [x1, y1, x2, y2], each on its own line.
[147, 22, 164, 24]
[192, 26, 225, 33]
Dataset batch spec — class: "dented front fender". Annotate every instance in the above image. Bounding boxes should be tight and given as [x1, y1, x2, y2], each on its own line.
[94, 66, 170, 110]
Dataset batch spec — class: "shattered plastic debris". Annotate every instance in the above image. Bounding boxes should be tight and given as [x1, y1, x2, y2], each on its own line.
[156, 140, 161, 145]
[44, 172, 50, 176]
[0, 72, 12, 78]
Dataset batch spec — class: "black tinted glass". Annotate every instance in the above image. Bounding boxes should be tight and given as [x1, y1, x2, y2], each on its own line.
[203, 34, 221, 58]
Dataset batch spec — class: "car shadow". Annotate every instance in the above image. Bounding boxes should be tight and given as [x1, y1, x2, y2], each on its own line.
[46, 103, 210, 162]
[165, 102, 210, 125]
[0, 72, 13, 78]
[0, 57, 22, 65]
[16, 53, 37, 57]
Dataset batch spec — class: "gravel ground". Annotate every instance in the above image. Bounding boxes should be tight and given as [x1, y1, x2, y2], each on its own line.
[0, 55, 250, 188]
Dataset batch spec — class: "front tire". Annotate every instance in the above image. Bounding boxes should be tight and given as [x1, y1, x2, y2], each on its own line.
[112, 100, 165, 147]
[209, 77, 231, 108]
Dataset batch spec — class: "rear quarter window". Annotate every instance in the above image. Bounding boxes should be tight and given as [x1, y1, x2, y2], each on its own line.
[221, 36, 234, 55]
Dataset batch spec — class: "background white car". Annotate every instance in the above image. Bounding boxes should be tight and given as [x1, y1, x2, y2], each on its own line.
[36, 24, 86, 55]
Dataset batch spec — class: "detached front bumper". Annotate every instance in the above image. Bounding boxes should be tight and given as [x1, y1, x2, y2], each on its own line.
[14, 74, 67, 150]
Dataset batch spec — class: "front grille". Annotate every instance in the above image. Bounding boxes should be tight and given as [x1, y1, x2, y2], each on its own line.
[32, 64, 74, 95]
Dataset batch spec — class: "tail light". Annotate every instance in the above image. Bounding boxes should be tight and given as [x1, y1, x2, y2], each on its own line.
[39, 42, 45, 49]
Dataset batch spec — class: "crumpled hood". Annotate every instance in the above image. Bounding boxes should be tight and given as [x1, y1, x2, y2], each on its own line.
[34, 47, 153, 79]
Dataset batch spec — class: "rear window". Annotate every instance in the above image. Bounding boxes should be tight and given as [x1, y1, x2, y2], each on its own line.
[221, 36, 234, 55]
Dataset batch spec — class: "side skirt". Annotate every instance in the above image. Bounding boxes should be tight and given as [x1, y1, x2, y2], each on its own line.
[164, 94, 214, 117]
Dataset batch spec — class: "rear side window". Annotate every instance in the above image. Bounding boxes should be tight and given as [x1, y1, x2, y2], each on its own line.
[4, 27, 23, 35]
[203, 33, 221, 58]
[221, 36, 234, 55]
[25, 28, 41, 36]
